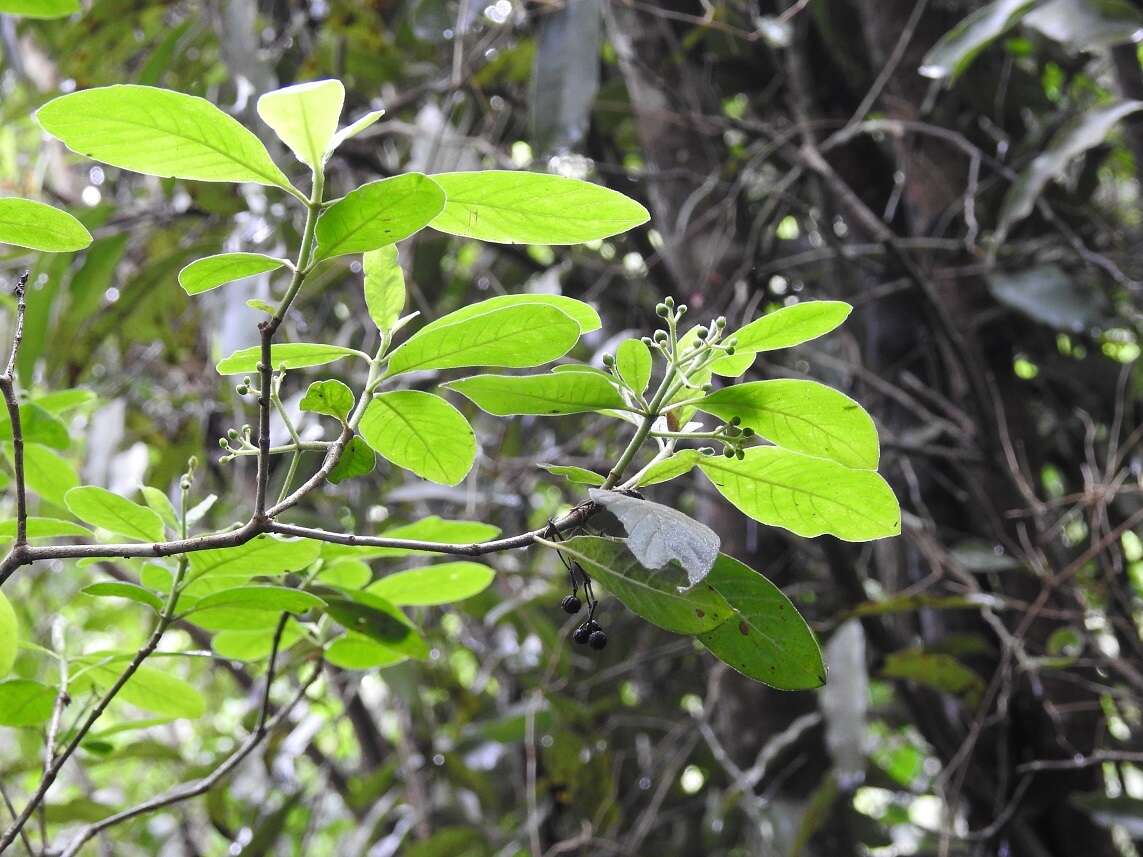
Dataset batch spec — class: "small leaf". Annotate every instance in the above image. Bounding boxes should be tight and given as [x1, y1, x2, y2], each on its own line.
[539, 463, 606, 486]
[0, 198, 92, 252]
[699, 447, 900, 541]
[386, 304, 581, 377]
[548, 536, 732, 634]
[444, 371, 625, 415]
[731, 301, 852, 354]
[367, 561, 494, 606]
[918, 0, 1036, 81]
[192, 585, 325, 614]
[314, 173, 446, 260]
[300, 379, 354, 422]
[257, 79, 344, 171]
[81, 582, 164, 611]
[615, 338, 652, 395]
[364, 245, 405, 333]
[0, 679, 55, 726]
[188, 535, 321, 580]
[696, 554, 825, 690]
[327, 109, 386, 154]
[65, 486, 164, 542]
[140, 486, 178, 533]
[325, 634, 407, 670]
[318, 589, 429, 659]
[36, 85, 293, 189]
[32, 388, 96, 415]
[588, 489, 720, 587]
[881, 648, 984, 703]
[211, 622, 303, 662]
[178, 253, 287, 296]
[429, 171, 649, 244]
[636, 450, 703, 487]
[416, 294, 601, 335]
[317, 559, 373, 588]
[328, 436, 376, 484]
[708, 348, 756, 378]
[20, 443, 79, 506]
[216, 342, 366, 374]
[73, 658, 205, 719]
[0, 0, 79, 18]
[0, 517, 92, 540]
[0, 403, 70, 450]
[0, 592, 16, 678]
[696, 379, 880, 469]
[359, 390, 476, 485]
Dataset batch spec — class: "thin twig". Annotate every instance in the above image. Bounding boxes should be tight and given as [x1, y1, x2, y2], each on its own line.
[1, 272, 30, 547]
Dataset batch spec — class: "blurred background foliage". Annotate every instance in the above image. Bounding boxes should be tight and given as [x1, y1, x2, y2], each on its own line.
[5, 0, 1143, 855]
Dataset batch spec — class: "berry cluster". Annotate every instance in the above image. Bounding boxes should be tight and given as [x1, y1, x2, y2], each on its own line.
[555, 542, 607, 650]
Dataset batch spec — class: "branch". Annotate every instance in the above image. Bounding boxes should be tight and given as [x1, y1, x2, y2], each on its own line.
[0, 272, 30, 548]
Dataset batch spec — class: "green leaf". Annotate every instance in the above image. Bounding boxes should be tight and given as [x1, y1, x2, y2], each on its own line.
[316, 559, 372, 588]
[20, 443, 79, 506]
[216, 342, 366, 374]
[416, 294, 601, 335]
[364, 245, 405, 333]
[0, 0, 79, 18]
[1024, 0, 1143, 48]
[211, 622, 303, 662]
[81, 582, 164, 611]
[539, 463, 606, 486]
[314, 173, 446, 260]
[731, 301, 852, 354]
[696, 554, 825, 690]
[36, 85, 293, 189]
[696, 379, 880, 469]
[918, 0, 1035, 81]
[386, 305, 581, 377]
[327, 109, 386, 154]
[588, 489, 720, 587]
[709, 348, 756, 378]
[444, 371, 625, 415]
[881, 648, 984, 703]
[367, 562, 494, 606]
[325, 634, 407, 670]
[193, 586, 325, 614]
[74, 658, 205, 719]
[0, 517, 92, 540]
[178, 253, 287, 296]
[318, 589, 429, 659]
[428, 170, 649, 244]
[548, 536, 732, 634]
[257, 79, 344, 171]
[996, 100, 1143, 243]
[359, 390, 476, 486]
[329, 436, 376, 484]
[140, 486, 178, 533]
[699, 447, 901, 541]
[0, 198, 92, 252]
[0, 402, 69, 450]
[0, 592, 16, 678]
[0, 679, 55, 726]
[32, 388, 96, 415]
[65, 486, 164, 542]
[300, 379, 354, 422]
[188, 535, 321, 580]
[323, 517, 502, 561]
[615, 338, 652, 394]
[636, 450, 703, 487]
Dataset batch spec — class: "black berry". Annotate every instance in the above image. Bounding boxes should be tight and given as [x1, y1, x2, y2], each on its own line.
[589, 630, 608, 650]
[561, 594, 583, 614]
[573, 625, 592, 644]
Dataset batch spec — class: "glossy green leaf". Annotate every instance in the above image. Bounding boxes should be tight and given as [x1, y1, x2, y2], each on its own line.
[20, 443, 79, 506]
[444, 371, 625, 415]
[193, 585, 325, 614]
[918, 0, 1035, 81]
[0, 679, 55, 726]
[367, 561, 494, 606]
[359, 390, 476, 485]
[386, 305, 581, 377]
[0, 198, 92, 252]
[709, 348, 756, 378]
[548, 536, 732, 634]
[81, 582, 163, 611]
[300, 379, 354, 422]
[318, 589, 429, 659]
[615, 338, 652, 394]
[699, 447, 900, 541]
[428, 170, 649, 244]
[216, 342, 366, 374]
[0, 592, 16, 678]
[364, 245, 405, 333]
[211, 621, 303, 662]
[328, 435, 376, 484]
[696, 379, 880, 469]
[0, 402, 69, 450]
[257, 79, 344, 171]
[416, 294, 601, 335]
[0, 516, 92, 539]
[731, 301, 852, 354]
[325, 634, 407, 670]
[316, 559, 373, 588]
[636, 450, 703, 487]
[539, 463, 606, 486]
[314, 173, 446, 260]
[328, 109, 385, 154]
[187, 535, 321, 580]
[0, 0, 79, 17]
[178, 253, 287, 295]
[140, 486, 178, 533]
[36, 85, 292, 188]
[65, 486, 164, 542]
[74, 658, 205, 719]
[697, 553, 825, 690]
